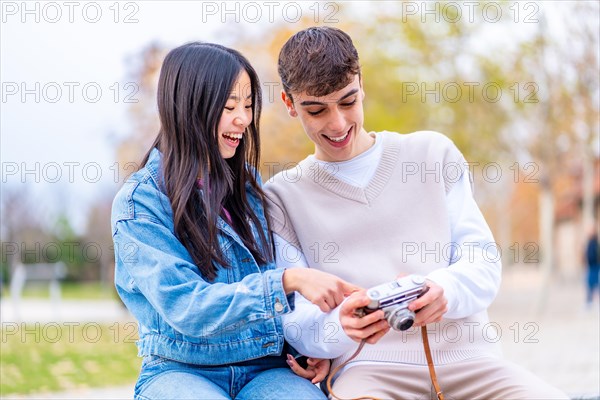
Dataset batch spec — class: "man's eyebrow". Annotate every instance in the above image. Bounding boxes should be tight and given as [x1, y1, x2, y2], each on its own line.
[299, 88, 359, 106]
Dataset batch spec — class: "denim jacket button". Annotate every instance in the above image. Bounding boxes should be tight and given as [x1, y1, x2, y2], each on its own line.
[274, 299, 284, 313]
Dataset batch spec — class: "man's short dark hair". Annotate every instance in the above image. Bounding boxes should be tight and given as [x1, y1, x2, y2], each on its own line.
[278, 26, 360, 99]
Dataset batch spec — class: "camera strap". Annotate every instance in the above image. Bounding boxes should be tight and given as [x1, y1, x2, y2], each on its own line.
[325, 339, 372, 400]
[421, 325, 445, 400]
[325, 326, 444, 400]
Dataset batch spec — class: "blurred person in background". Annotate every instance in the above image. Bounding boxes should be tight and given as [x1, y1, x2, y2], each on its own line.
[111, 41, 357, 400]
[585, 227, 600, 309]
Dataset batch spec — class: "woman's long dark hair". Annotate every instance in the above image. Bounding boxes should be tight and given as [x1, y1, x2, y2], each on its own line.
[140, 42, 272, 281]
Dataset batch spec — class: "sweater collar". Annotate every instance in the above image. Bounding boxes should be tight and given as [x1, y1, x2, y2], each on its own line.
[300, 131, 401, 204]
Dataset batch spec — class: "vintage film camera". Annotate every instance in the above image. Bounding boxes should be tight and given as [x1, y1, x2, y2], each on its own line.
[356, 274, 429, 331]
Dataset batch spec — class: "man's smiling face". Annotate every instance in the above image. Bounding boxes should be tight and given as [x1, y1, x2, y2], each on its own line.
[282, 74, 372, 162]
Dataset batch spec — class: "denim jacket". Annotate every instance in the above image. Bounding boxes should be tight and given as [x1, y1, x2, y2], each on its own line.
[111, 148, 294, 365]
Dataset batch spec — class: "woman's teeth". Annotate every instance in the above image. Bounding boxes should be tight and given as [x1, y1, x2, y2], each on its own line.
[223, 132, 243, 140]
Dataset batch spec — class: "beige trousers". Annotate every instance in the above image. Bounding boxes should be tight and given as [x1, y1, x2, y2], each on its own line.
[328, 357, 570, 400]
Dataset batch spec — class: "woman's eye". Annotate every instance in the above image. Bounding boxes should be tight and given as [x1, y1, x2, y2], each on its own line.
[224, 106, 234, 111]
[245, 104, 253, 109]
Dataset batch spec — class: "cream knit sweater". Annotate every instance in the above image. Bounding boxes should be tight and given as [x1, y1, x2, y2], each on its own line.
[265, 131, 502, 368]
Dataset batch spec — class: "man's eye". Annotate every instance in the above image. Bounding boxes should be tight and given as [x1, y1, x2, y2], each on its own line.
[307, 109, 324, 116]
[341, 100, 356, 107]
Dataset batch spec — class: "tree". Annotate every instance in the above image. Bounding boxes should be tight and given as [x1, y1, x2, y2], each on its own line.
[114, 42, 165, 181]
[509, 3, 598, 309]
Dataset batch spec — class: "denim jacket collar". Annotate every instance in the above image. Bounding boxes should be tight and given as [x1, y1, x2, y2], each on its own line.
[146, 147, 165, 193]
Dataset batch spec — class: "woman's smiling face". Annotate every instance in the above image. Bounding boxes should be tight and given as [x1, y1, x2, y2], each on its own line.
[217, 70, 253, 159]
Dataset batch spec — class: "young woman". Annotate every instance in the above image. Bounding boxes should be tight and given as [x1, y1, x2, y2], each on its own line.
[111, 42, 354, 399]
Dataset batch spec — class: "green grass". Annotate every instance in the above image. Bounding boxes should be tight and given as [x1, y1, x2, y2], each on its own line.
[0, 323, 139, 395]
[2, 282, 118, 300]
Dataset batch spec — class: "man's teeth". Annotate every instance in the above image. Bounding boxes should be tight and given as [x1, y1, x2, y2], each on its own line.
[327, 132, 349, 142]
[223, 132, 243, 140]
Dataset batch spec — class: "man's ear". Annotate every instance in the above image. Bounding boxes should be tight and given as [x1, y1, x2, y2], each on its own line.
[281, 90, 298, 117]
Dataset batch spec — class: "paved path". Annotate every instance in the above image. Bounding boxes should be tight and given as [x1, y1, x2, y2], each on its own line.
[0, 299, 132, 324]
[1, 385, 133, 400]
[1, 267, 599, 399]
[488, 266, 600, 399]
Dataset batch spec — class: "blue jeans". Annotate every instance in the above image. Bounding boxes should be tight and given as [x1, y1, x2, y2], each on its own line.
[134, 354, 326, 399]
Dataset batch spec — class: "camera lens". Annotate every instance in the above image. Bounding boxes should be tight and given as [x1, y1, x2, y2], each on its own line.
[387, 308, 416, 331]
[397, 317, 415, 331]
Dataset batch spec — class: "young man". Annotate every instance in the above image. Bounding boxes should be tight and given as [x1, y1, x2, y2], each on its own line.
[265, 26, 568, 399]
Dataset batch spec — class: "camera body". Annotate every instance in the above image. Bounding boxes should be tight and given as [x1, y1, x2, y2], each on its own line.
[357, 274, 428, 331]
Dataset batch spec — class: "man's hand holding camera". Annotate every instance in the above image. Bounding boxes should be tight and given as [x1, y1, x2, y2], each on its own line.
[409, 281, 447, 327]
[339, 275, 448, 344]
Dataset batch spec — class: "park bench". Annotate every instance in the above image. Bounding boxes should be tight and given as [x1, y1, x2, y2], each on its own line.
[9, 262, 67, 321]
